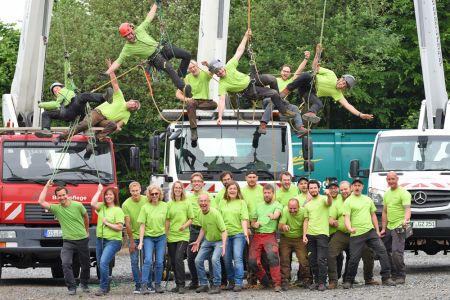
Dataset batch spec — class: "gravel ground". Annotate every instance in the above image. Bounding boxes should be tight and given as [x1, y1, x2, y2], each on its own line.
[1, 250, 449, 300]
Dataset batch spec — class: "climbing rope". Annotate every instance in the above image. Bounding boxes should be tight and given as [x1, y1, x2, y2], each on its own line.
[84, 103, 101, 183]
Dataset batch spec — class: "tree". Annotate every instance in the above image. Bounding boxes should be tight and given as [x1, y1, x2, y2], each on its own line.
[0, 22, 20, 99]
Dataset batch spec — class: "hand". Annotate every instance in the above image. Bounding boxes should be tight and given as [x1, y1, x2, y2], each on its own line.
[189, 241, 200, 253]
[45, 180, 54, 188]
[246, 29, 252, 37]
[253, 222, 260, 229]
[380, 228, 386, 237]
[201, 61, 209, 67]
[102, 218, 108, 226]
[217, 117, 222, 125]
[281, 224, 290, 232]
[64, 51, 70, 59]
[360, 113, 374, 120]
[221, 245, 226, 257]
[105, 58, 112, 68]
[402, 219, 410, 227]
[331, 220, 339, 227]
[316, 43, 322, 52]
[97, 183, 104, 193]
[376, 230, 381, 237]
[137, 242, 143, 251]
[303, 235, 308, 245]
[304, 50, 310, 60]
[349, 227, 356, 234]
[244, 234, 250, 245]
[129, 241, 136, 253]
[324, 189, 330, 196]
[179, 224, 186, 231]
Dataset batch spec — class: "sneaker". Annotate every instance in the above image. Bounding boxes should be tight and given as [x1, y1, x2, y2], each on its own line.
[342, 281, 353, 289]
[297, 126, 309, 137]
[382, 278, 396, 286]
[281, 283, 289, 291]
[365, 278, 380, 285]
[133, 286, 141, 294]
[196, 285, 209, 293]
[53, 134, 63, 145]
[258, 122, 267, 134]
[191, 128, 198, 141]
[141, 283, 151, 295]
[302, 112, 321, 124]
[308, 283, 318, 290]
[208, 285, 221, 294]
[328, 281, 337, 289]
[224, 281, 235, 291]
[67, 289, 76, 296]
[154, 284, 164, 293]
[35, 129, 53, 138]
[80, 283, 90, 293]
[170, 286, 179, 293]
[395, 277, 405, 285]
[233, 285, 243, 292]
[177, 286, 185, 294]
[274, 286, 282, 293]
[281, 110, 296, 119]
[184, 85, 193, 98]
[318, 283, 326, 291]
[188, 282, 199, 290]
[94, 289, 107, 296]
[103, 87, 113, 104]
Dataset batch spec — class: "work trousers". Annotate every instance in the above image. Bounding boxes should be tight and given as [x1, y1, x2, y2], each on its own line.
[279, 236, 312, 285]
[60, 110, 117, 142]
[382, 228, 406, 279]
[167, 241, 189, 287]
[286, 72, 323, 114]
[186, 99, 217, 128]
[306, 234, 328, 284]
[60, 238, 90, 290]
[248, 233, 281, 287]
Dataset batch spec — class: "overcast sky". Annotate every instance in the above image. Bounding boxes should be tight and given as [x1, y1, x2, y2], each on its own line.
[0, 0, 26, 28]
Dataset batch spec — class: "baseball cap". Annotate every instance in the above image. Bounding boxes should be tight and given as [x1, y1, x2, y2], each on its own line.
[352, 177, 364, 185]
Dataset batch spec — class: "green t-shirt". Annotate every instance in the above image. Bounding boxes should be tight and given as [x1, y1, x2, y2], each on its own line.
[166, 199, 194, 242]
[276, 185, 299, 207]
[276, 77, 293, 92]
[121, 195, 147, 240]
[96, 203, 124, 241]
[186, 191, 214, 226]
[95, 89, 131, 124]
[219, 199, 249, 236]
[329, 195, 347, 234]
[279, 206, 304, 238]
[185, 71, 211, 100]
[343, 194, 376, 237]
[218, 57, 251, 96]
[316, 67, 344, 102]
[198, 207, 226, 242]
[252, 201, 283, 234]
[137, 201, 168, 237]
[241, 184, 264, 217]
[298, 192, 307, 207]
[116, 17, 158, 65]
[50, 201, 87, 240]
[214, 188, 226, 208]
[304, 195, 329, 236]
[383, 186, 411, 230]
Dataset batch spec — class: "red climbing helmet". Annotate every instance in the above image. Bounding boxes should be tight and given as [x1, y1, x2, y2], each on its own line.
[119, 23, 134, 37]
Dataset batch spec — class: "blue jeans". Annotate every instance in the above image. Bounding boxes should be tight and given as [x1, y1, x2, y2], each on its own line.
[96, 238, 122, 292]
[195, 239, 222, 286]
[261, 98, 303, 128]
[224, 233, 246, 286]
[129, 239, 141, 287]
[142, 235, 167, 286]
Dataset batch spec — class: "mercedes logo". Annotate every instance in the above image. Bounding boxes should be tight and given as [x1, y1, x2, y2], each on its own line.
[413, 191, 427, 205]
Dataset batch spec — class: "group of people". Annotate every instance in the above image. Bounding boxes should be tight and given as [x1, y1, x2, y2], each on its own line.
[37, 1, 374, 148]
[38, 169, 411, 296]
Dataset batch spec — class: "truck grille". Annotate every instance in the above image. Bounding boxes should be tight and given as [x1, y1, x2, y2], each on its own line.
[409, 190, 450, 208]
[25, 204, 93, 221]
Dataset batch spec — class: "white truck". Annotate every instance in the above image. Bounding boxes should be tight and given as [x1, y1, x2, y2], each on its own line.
[350, 0, 450, 255]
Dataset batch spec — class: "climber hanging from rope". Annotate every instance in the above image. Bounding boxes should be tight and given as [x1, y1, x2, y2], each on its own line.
[35, 51, 114, 138]
[206, 29, 296, 126]
[103, 2, 193, 98]
[54, 59, 141, 155]
[279, 43, 374, 124]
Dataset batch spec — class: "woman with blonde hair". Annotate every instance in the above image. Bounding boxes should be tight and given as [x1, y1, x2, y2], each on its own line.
[137, 185, 167, 294]
[166, 181, 193, 294]
[219, 180, 250, 292]
[91, 184, 124, 296]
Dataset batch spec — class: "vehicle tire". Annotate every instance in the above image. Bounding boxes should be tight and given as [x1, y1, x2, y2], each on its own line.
[302, 135, 313, 160]
[51, 264, 64, 279]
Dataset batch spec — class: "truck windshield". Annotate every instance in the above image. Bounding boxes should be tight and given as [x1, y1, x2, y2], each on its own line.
[373, 136, 450, 172]
[173, 125, 289, 181]
[2, 141, 114, 183]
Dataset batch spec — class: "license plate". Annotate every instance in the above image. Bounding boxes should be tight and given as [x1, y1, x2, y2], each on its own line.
[43, 229, 62, 238]
[411, 220, 436, 228]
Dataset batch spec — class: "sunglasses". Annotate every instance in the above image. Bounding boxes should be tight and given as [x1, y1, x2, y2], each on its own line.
[150, 193, 160, 196]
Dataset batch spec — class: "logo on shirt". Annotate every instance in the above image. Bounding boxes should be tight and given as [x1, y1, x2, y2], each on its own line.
[413, 191, 427, 205]
[52, 195, 87, 202]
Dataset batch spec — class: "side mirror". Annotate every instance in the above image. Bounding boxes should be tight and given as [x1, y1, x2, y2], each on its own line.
[149, 135, 161, 161]
[129, 146, 140, 171]
[150, 161, 159, 173]
[304, 160, 314, 172]
[169, 129, 182, 141]
[349, 160, 360, 178]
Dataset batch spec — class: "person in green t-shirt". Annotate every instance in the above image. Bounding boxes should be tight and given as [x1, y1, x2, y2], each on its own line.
[327, 180, 377, 289]
[207, 29, 295, 127]
[219, 181, 249, 291]
[249, 184, 283, 292]
[121, 181, 147, 293]
[38, 180, 90, 295]
[381, 171, 411, 284]
[280, 44, 373, 125]
[278, 198, 312, 290]
[104, 3, 192, 98]
[166, 181, 193, 294]
[260, 51, 311, 137]
[137, 185, 168, 294]
[214, 171, 233, 208]
[36, 52, 113, 138]
[276, 171, 299, 207]
[302, 180, 332, 291]
[91, 184, 124, 296]
[56, 60, 140, 154]
[190, 194, 227, 294]
[297, 176, 310, 206]
[342, 178, 395, 289]
[175, 61, 216, 142]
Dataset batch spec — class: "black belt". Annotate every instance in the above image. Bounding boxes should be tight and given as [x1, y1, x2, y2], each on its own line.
[191, 224, 201, 230]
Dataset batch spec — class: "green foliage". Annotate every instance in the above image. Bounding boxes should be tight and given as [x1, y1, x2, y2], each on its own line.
[0, 22, 20, 102]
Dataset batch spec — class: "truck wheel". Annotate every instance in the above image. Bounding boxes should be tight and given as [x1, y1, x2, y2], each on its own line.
[51, 264, 64, 279]
[302, 136, 313, 160]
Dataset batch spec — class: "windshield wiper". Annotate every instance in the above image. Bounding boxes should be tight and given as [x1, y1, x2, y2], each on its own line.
[4, 177, 47, 185]
[52, 179, 79, 186]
